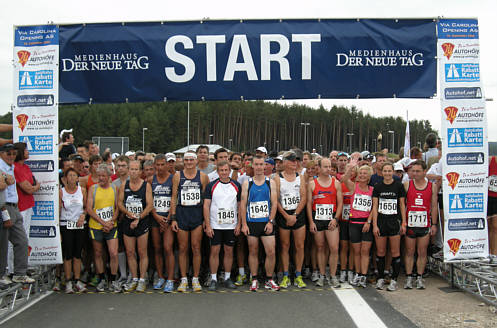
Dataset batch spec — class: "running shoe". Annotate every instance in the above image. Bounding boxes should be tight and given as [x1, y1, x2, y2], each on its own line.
[294, 276, 307, 288]
[192, 278, 202, 292]
[384, 271, 391, 284]
[152, 271, 159, 287]
[316, 275, 325, 287]
[0, 275, 12, 285]
[339, 270, 347, 283]
[136, 280, 146, 292]
[404, 276, 413, 289]
[358, 276, 368, 288]
[387, 279, 397, 291]
[350, 273, 359, 286]
[177, 279, 188, 292]
[375, 278, 385, 290]
[279, 275, 290, 289]
[250, 279, 259, 291]
[416, 276, 425, 290]
[265, 279, 280, 291]
[235, 274, 247, 286]
[311, 271, 320, 282]
[65, 281, 74, 294]
[75, 280, 87, 293]
[303, 267, 311, 279]
[12, 275, 35, 284]
[330, 276, 341, 288]
[163, 280, 174, 293]
[110, 280, 122, 293]
[153, 278, 165, 290]
[204, 274, 212, 287]
[96, 279, 107, 292]
[208, 279, 218, 291]
[89, 275, 100, 287]
[53, 278, 61, 291]
[348, 271, 355, 285]
[224, 278, 237, 289]
[124, 280, 138, 292]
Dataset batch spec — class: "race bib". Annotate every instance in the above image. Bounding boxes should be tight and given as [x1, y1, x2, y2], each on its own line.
[126, 199, 143, 217]
[96, 206, 113, 222]
[489, 175, 497, 193]
[315, 204, 334, 220]
[378, 198, 397, 215]
[154, 196, 171, 213]
[181, 188, 201, 206]
[66, 220, 84, 230]
[217, 208, 236, 225]
[281, 193, 299, 211]
[352, 194, 372, 212]
[249, 201, 269, 219]
[342, 204, 350, 221]
[408, 211, 428, 227]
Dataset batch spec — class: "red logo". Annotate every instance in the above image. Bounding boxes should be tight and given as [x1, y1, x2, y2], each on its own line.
[446, 172, 460, 190]
[444, 106, 458, 124]
[28, 245, 32, 257]
[441, 43, 455, 60]
[17, 50, 30, 67]
[16, 114, 28, 132]
[447, 238, 462, 256]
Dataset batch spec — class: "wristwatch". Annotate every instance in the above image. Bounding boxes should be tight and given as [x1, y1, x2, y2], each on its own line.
[269, 219, 274, 224]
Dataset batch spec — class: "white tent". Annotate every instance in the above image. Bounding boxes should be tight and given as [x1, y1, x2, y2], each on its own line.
[172, 144, 229, 155]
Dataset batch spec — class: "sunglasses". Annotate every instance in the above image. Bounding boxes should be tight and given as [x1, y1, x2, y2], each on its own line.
[83, 165, 90, 169]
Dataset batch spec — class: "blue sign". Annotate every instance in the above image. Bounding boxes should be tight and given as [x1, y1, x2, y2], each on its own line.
[18, 135, 53, 155]
[17, 94, 55, 107]
[25, 160, 55, 172]
[438, 19, 479, 39]
[444, 87, 482, 100]
[445, 63, 480, 82]
[58, 19, 437, 103]
[448, 193, 484, 214]
[14, 25, 58, 47]
[446, 152, 484, 165]
[18, 70, 53, 90]
[29, 225, 57, 238]
[448, 218, 485, 231]
[31, 201, 55, 220]
[447, 128, 483, 148]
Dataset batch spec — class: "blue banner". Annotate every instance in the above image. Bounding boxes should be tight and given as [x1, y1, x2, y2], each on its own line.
[59, 19, 436, 103]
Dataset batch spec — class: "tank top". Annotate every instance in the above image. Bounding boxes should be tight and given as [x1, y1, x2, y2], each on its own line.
[60, 186, 84, 227]
[279, 172, 300, 211]
[124, 180, 148, 219]
[247, 177, 271, 223]
[341, 182, 353, 221]
[489, 156, 497, 198]
[152, 174, 173, 216]
[90, 184, 117, 230]
[86, 174, 98, 192]
[350, 183, 373, 223]
[178, 170, 202, 207]
[312, 177, 337, 220]
[406, 180, 432, 228]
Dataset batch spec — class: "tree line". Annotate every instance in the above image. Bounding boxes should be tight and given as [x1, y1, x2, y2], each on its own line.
[0, 101, 436, 155]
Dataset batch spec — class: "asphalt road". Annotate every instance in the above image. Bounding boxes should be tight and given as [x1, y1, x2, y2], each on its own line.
[1, 283, 417, 328]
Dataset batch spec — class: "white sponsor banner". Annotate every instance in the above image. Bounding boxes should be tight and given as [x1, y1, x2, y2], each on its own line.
[12, 25, 62, 265]
[438, 19, 489, 262]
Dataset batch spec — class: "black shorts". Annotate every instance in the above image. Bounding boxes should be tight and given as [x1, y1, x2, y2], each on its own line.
[488, 196, 497, 216]
[311, 211, 336, 232]
[349, 221, 374, 243]
[339, 220, 349, 241]
[122, 217, 150, 237]
[276, 210, 306, 230]
[406, 227, 430, 239]
[247, 221, 275, 237]
[60, 226, 85, 260]
[437, 194, 444, 210]
[377, 219, 400, 237]
[177, 206, 203, 231]
[210, 229, 236, 246]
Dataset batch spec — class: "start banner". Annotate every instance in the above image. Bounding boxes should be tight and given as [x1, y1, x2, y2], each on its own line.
[58, 19, 437, 103]
[12, 25, 62, 265]
[438, 19, 489, 262]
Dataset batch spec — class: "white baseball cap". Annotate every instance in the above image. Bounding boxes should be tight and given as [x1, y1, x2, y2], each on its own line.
[111, 153, 120, 160]
[60, 128, 73, 139]
[165, 152, 176, 162]
[256, 146, 268, 154]
[393, 162, 404, 172]
[125, 151, 135, 157]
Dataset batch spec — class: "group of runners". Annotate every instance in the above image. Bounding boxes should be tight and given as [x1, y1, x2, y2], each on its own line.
[55, 140, 497, 294]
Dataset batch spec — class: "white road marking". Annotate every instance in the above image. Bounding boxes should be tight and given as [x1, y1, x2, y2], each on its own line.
[333, 288, 388, 328]
[0, 291, 53, 325]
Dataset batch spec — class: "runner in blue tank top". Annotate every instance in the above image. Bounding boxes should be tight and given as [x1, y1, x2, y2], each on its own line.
[240, 155, 280, 292]
[170, 151, 209, 293]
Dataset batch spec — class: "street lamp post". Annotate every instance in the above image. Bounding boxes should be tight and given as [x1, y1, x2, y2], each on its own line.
[388, 130, 395, 153]
[229, 138, 233, 150]
[276, 140, 279, 152]
[142, 127, 148, 151]
[209, 134, 214, 144]
[300, 122, 310, 151]
[319, 144, 323, 155]
[347, 133, 354, 154]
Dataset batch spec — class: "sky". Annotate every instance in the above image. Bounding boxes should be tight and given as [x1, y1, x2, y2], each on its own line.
[1, 0, 496, 141]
